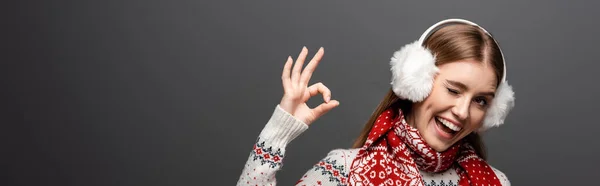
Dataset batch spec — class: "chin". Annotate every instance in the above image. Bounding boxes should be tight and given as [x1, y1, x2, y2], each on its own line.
[423, 134, 452, 152]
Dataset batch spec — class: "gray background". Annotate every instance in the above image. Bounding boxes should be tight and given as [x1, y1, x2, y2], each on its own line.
[3, 0, 599, 185]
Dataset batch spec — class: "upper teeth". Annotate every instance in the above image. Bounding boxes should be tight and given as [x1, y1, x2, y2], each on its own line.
[437, 117, 462, 132]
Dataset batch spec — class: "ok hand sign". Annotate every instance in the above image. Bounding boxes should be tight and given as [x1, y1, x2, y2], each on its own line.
[279, 47, 340, 125]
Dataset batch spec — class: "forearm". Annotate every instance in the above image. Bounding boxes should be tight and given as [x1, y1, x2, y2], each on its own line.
[236, 105, 308, 186]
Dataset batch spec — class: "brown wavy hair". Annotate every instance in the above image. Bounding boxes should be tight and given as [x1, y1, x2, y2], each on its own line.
[351, 24, 504, 160]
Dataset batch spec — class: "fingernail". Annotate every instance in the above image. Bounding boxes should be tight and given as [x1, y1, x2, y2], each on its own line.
[326, 96, 331, 102]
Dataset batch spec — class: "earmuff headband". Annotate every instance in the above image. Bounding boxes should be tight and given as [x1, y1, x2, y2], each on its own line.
[417, 19, 507, 83]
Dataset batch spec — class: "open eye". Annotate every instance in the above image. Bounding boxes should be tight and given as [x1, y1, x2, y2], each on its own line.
[474, 97, 488, 107]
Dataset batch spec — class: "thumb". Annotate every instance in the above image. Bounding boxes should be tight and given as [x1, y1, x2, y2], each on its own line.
[312, 100, 340, 119]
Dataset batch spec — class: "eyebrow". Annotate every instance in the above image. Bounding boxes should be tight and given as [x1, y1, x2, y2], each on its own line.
[446, 79, 496, 98]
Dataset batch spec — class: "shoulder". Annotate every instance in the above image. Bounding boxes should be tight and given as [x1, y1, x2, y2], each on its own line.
[297, 148, 360, 185]
[325, 148, 360, 159]
[317, 149, 360, 177]
[319, 148, 360, 169]
[490, 166, 511, 186]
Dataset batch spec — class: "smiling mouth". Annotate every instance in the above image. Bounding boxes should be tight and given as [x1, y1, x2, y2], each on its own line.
[434, 117, 462, 136]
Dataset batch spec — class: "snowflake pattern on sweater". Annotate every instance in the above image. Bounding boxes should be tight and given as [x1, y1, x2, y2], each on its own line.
[252, 137, 284, 169]
[295, 149, 356, 186]
[312, 158, 347, 184]
[236, 105, 511, 186]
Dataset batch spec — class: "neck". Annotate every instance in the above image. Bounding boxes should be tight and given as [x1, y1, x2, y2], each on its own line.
[404, 109, 417, 128]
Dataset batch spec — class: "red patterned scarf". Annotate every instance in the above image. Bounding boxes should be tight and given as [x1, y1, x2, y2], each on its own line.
[348, 108, 501, 186]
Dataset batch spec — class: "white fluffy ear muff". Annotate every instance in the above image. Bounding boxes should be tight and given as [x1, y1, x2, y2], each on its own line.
[389, 19, 515, 131]
[480, 81, 515, 131]
[390, 40, 439, 102]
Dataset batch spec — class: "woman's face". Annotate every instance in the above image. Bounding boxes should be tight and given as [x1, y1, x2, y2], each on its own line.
[408, 59, 497, 152]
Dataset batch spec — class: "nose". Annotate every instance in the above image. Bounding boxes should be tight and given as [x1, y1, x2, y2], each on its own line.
[451, 97, 470, 121]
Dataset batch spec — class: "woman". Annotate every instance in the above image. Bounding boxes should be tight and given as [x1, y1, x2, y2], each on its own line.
[237, 19, 515, 186]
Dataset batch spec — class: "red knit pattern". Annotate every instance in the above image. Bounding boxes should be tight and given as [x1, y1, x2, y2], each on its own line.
[348, 108, 501, 186]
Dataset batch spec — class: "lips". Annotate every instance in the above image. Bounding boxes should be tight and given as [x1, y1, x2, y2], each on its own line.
[436, 117, 462, 132]
[434, 116, 462, 138]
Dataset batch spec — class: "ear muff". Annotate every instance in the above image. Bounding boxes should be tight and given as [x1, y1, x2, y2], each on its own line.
[389, 19, 515, 131]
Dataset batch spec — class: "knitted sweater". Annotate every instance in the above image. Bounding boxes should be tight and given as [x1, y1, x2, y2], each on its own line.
[236, 105, 511, 186]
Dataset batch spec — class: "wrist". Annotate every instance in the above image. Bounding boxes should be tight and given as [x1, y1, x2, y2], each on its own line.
[258, 105, 308, 148]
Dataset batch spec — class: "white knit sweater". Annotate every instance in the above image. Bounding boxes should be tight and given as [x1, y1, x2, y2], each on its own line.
[236, 105, 511, 186]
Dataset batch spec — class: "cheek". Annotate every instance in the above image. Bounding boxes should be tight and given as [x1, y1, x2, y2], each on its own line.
[425, 85, 453, 110]
[414, 89, 449, 127]
[468, 109, 486, 129]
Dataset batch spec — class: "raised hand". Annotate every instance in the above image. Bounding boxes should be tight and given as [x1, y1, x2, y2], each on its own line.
[279, 47, 340, 125]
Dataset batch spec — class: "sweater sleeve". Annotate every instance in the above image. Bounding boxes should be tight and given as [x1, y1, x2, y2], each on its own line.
[236, 105, 309, 186]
